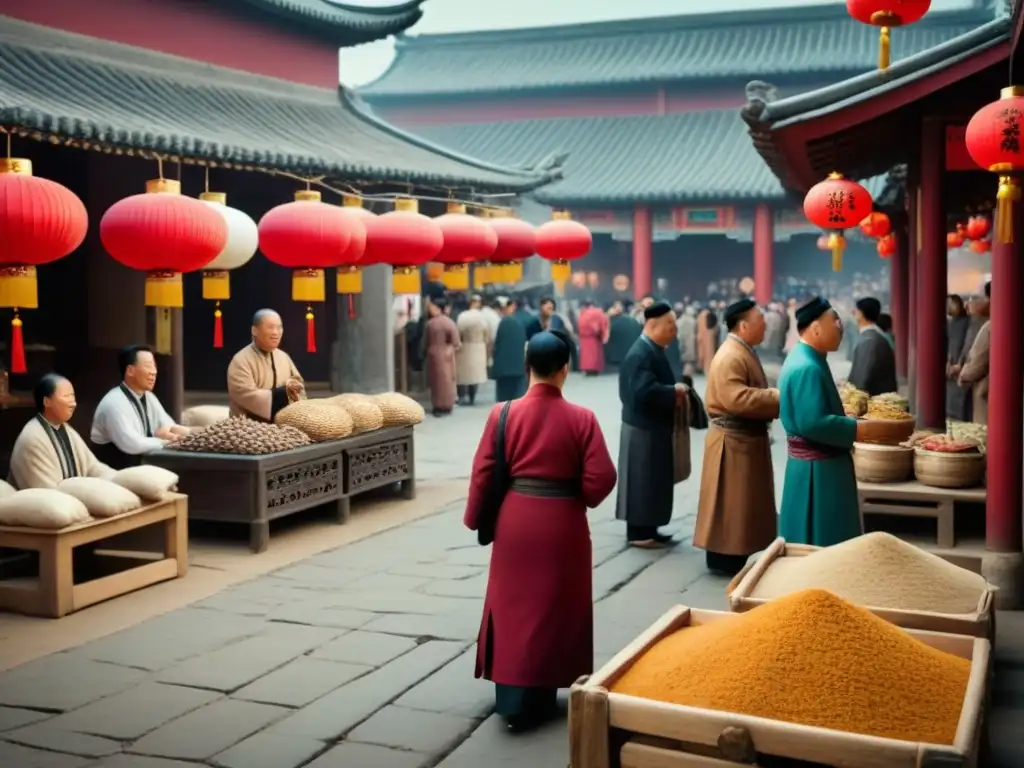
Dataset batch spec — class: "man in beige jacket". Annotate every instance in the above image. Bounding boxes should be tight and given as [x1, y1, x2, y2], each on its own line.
[958, 282, 990, 425]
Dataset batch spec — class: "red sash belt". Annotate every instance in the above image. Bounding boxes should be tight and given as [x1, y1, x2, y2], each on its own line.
[786, 436, 848, 461]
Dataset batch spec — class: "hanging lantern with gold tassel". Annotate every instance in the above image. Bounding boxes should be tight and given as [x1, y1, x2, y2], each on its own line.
[802, 173, 874, 271]
[536, 211, 593, 286]
[257, 190, 361, 353]
[335, 195, 375, 320]
[0, 155, 88, 374]
[487, 209, 536, 285]
[199, 191, 258, 349]
[364, 198, 443, 295]
[846, 1, 932, 70]
[435, 202, 497, 292]
[966, 87, 1024, 244]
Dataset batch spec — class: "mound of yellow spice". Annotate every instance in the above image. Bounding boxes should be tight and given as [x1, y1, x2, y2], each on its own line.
[611, 589, 971, 745]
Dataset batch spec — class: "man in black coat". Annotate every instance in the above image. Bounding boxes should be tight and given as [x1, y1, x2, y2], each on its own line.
[614, 301, 688, 548]
[848, 296, 898, 396]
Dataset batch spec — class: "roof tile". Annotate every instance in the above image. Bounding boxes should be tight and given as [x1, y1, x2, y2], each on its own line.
[237, 0, 424, 43]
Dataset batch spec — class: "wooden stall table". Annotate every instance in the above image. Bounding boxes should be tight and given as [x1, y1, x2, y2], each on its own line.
[0, 494, 188, 618]
[143, 426, 415, 553]
[857, 480, 986, 549]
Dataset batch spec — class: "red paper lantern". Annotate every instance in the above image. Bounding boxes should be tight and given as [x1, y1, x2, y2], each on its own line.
[847, 0, 932, 69]
[859, 211, 891, 238]
[970, 239, 991, 254]
[536, 211, 593, 282]
[803, 173, 874, 271]
[0, 157, 88, 373]
[258, 189, 362, 352]
[876, 233, 896, 258]
[364, 198, 443, 295]
[335, 195, 375, 298]
[965, 215, 991, 241]
[488, 211, 536, 285]
[947, 231, 965, 249]
[966, 87, 1024, 243]
[101, 178, 226, 310]
[434, 202, 498, 292]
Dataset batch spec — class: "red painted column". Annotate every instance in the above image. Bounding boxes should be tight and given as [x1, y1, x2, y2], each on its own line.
[908, 183, 919, 409]
[753, 203, 774, 305]
[891, 222, 909, 379]
[985, 204, 1024, 553]
[633, 206, 653, 300]
[916, 121, 947, 429]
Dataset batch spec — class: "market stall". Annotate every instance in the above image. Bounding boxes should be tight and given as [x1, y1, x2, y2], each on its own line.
[143, 393, 422, 552]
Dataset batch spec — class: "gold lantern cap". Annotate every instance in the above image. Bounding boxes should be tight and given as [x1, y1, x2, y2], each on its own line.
[200, 191, 227, 205]
[1001, 86, 1024, 99]
[0, 158, 32, 176]
[343, 194, 363, 208]
[146, 178, 181, 195]
[395, 198, 418, 213]
[446, 202, 466, 214]
[826, 171, 845, 181]
[295, 190, 321, 202]
[552, 210, 572, 221]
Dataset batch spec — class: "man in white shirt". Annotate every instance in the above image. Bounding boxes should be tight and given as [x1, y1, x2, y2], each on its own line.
[90, 344, 188, 468]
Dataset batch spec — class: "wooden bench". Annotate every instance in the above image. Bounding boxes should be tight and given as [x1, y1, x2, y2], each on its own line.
[0, 494, 188, 618]
[144, 426, 415, 553]
[857, 480, 987, 548]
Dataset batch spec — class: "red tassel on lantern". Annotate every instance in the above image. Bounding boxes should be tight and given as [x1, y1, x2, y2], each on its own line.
[10, 310, 25, 375]
[306, 307, 316, 353]
[213, 302, 224, 349]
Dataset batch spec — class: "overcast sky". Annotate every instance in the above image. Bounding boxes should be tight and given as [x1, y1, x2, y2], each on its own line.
[338, 0, 975, 87]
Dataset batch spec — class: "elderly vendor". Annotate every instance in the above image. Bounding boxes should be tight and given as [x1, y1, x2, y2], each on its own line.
[91, 344, 189, 468]
[227, 309, 306, 421]
[10, 373, 115, 489]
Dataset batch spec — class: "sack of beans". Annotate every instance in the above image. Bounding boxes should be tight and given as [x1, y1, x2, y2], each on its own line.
[275, 399, 354, 442]
[172, 417, 311, 455]
[372, 392, 425, 427]
[326, 394, 384, 434]
[181, 405, 230, 430]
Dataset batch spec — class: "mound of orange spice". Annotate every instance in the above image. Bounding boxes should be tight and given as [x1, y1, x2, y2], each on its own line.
[611, 589, 971, 745]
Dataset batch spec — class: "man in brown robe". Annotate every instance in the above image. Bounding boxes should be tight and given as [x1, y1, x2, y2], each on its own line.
[423, 298, 461, 416]
[694, 298, 780, 576]
[227, 309, 305, 422]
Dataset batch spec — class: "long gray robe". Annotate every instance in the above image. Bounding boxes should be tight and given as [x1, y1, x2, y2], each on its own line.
[848, 327, 898, 396]
[946, 315, 971, 420]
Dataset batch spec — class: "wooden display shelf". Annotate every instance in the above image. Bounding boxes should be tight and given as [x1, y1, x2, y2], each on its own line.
[144, 426, 415, 553]
[727, 537, 995, 639]
[857, 480, 987, 549]
[0, 494, 188, 618]
[569, 605, 989, 768]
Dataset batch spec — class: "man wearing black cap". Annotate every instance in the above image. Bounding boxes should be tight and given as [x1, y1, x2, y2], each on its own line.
[694, 299, 780, 575]
[777, 297, 868, 546]
[847, 296, 898, 396]
[615, 301, 688, 548]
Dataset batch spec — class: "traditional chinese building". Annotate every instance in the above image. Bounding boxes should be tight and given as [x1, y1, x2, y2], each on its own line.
[358, 1, 996, 302]
[0, 0, 556, 443]
[743, 0, 1022, 604]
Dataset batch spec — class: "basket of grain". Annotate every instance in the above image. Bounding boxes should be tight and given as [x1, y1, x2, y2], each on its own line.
[726, 534, 994, 638]
[914, 436, 986, 489]
[373, 392, 425, 427]
[326, 393, 384, 434]
[569, 591, 988, 768]
[852, 442, 914, 483]
[275, 400, 354, 442]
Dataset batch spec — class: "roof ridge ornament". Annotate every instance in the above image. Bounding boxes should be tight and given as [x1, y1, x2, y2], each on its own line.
[745, 81, 779, 105]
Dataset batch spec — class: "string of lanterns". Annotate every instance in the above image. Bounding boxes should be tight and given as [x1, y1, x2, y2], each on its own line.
[947, 216, 992, 254]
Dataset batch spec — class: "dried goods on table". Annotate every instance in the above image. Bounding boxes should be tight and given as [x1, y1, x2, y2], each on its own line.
[326, 393, 384, 433]
[171, 416, 312, 454]
[839, 382, 869, 417]
[610, 589, 970, 745]
[866, 398, 913, 420]
[947, 420, 988, 453]
[373, 392, 426, 427]
[275, 399, 354, 441]
[748, 532, 989, 614]
[901, 429, 943, 448]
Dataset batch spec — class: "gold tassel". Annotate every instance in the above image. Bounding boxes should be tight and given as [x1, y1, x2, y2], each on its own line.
[996, 175, 1020, 244]
[827, 233, 846, 272]
[878, 27, 891, 70]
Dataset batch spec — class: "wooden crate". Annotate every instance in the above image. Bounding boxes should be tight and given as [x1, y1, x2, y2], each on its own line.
[726, 538, 995, 639]
[0, 494, 188, 618]
[569, 605, 989, 768]
[857, 480, 986, 548]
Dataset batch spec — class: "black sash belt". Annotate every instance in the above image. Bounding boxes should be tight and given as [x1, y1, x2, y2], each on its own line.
[509, 477, 579, 499]
[711, 415, 769, 435]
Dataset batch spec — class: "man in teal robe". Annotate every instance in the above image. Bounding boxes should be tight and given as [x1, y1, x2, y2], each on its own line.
[778, 297, 867, 547]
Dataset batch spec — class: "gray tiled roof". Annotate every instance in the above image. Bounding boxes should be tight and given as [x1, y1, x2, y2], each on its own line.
[0, 17, 559, 194]
[235, 0, 424, 44]
[360, 3, 994, 99]
[401, 111, 787, 206]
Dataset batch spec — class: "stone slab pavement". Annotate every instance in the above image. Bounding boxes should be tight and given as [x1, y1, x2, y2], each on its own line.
[0, 367, 1020, 768]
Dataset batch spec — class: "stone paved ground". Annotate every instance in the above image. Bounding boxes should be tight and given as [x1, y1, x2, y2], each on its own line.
[0, 368, 1020, 768]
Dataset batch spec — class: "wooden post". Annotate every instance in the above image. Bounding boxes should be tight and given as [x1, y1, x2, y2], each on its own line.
[753, 203, 774, 305]
[632, 206, 653, 300]
[916, 120, 947, 429]
[891, 215, 909, 380]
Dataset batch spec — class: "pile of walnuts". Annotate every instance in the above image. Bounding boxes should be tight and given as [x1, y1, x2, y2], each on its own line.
[171, 417, 311, 455]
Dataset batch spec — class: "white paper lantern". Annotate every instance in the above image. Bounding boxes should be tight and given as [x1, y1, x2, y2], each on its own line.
[200, 192, 258, 301]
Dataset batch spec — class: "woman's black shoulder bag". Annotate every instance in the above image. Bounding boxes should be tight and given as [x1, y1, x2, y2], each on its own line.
[477, 400, 512, 546]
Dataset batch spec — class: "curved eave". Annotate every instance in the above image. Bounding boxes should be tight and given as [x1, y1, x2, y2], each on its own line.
[742, 18, 1011, 195]
[236, 0, 425, 44]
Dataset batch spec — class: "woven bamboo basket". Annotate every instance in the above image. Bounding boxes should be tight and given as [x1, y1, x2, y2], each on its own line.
[852, 442, 914, 483]
[856, 416, 916, 446]
[914, 448, 986, 489]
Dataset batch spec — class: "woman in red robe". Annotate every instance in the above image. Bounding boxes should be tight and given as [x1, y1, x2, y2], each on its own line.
[577, 300, 610, 375]
[464, 329, 617, 732]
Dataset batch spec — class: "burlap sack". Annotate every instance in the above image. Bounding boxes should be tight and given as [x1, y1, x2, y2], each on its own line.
[275, 400, 354, 442]
[326, 394, 384, 433]
[181, 405, 230, 429]
[372, 392, 425, 427]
